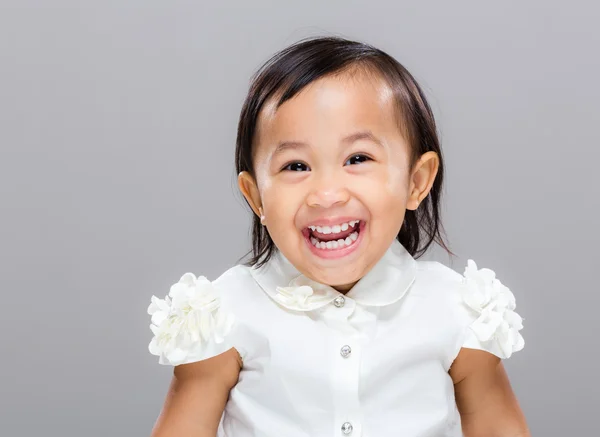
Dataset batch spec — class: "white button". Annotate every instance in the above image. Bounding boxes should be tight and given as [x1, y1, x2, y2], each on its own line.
[333, 296, 345, 308]
[341, 422, 353, 434]
[340, 345, 352, 358]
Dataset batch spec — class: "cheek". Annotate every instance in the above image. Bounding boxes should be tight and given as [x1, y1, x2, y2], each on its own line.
[260, 181, 302, 222]
[354, 164, 409, 208]
[385, 161, 409, 197]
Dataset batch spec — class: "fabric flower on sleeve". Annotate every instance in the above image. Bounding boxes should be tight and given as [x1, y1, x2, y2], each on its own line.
[460, 260, 525, 359]
[147, 273, 235, 366]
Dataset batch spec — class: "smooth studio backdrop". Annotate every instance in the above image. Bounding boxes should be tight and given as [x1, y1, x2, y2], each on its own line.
[1, 1, 598, 436]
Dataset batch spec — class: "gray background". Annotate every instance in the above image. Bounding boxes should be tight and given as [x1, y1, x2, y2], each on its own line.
[1, 1, 598, 436]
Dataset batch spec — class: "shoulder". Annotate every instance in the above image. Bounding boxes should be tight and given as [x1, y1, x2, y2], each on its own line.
[212, 263, 255, 293]
[435, 258, 525, 360]
[414, 258, 519, 306]
[410, 260, 469, 330]
[146, 263, 259, 367]
[210, 263, 274, 311]
[413, 259, 464, 303]
[416, 259, 463, 282]
[414, 258, 525, 361]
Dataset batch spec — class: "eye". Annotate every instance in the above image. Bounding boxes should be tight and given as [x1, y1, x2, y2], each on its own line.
[282, 161, 310, 172]
[345, 154, 372, 166]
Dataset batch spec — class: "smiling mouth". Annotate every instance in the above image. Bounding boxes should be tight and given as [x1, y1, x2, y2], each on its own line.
[302, 220, 363, 250]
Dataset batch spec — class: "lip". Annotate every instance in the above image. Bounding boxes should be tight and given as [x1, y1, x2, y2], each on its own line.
[303, 220, 366, 260]
[302, 216, 364, 228]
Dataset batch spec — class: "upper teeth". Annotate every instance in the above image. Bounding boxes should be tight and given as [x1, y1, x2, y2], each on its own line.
[308, 220, 360, 234]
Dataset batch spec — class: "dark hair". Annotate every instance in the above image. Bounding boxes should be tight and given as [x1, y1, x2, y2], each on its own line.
[235, 36, 452, 267]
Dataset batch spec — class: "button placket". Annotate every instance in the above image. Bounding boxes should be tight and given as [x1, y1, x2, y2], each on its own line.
[331, 332, 363, 437]
[323, 296, 356, 333]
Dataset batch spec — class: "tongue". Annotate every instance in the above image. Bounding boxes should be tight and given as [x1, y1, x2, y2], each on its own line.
[311, 227, 356, 242]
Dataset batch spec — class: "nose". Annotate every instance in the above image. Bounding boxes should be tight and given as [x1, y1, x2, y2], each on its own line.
[306, 173, 350, 209]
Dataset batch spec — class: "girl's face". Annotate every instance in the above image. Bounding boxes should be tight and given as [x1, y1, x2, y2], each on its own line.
[239, 71, 438, 291]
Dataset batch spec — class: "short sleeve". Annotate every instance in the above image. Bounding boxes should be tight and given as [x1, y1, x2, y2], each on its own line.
[147, 272, 237, 366]
[457, 260, 525, 359]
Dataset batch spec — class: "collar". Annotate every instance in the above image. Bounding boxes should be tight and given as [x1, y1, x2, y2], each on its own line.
[249, 239, 417, 312]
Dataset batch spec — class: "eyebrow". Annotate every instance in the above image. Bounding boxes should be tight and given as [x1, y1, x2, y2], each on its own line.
[342, 130, 384, 147]
[271, 130, 383, 157]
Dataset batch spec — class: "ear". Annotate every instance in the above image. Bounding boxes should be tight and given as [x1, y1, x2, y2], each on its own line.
[238, 171, 263, 218]
[407, 151, 439, 210]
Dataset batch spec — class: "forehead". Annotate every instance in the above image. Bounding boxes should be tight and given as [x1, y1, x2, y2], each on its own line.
[254, 72, 403, 153]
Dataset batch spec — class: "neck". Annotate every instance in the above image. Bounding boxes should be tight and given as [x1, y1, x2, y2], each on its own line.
[332, 280, 358, 293]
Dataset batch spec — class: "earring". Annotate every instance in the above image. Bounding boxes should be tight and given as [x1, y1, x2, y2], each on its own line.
[259, 207, 266, 225]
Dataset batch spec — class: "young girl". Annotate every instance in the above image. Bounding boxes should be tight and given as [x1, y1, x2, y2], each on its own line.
[146, 37, 529, 437]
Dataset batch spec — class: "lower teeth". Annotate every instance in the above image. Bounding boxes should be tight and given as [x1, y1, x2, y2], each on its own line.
[310, 231, 359, 249]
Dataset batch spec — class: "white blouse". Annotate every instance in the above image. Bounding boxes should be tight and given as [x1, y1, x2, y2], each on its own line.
[147, 240, 525, 437]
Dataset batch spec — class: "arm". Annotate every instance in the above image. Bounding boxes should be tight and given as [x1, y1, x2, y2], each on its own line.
[150, 347, 242, 437]
[450, 348, 530, 437]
